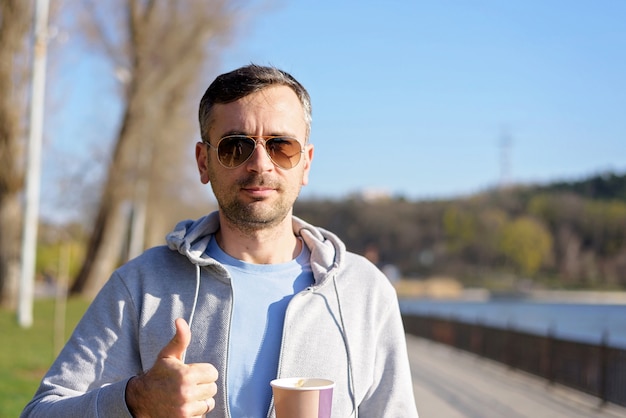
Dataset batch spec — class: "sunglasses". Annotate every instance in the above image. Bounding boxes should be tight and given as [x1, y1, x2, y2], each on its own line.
[204, 135, 305, 170]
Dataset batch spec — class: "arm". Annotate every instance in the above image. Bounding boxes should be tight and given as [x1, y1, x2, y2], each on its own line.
[21, 273, 141, 417]
[359, 294, 419, 418]
[21, 274, 218, 418]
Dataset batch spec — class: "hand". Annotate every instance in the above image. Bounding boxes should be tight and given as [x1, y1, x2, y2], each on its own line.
[125, 318, 219, 417]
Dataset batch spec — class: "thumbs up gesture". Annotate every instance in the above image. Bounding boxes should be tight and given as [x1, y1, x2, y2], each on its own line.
[125, 318, 219, 417]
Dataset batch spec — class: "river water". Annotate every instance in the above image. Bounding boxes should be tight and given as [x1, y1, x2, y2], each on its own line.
[399, 298, 626, 349]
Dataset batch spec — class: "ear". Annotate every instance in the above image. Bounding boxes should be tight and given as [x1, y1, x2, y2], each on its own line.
[195, 142, 211, 184]
[301, 143, 314, 186]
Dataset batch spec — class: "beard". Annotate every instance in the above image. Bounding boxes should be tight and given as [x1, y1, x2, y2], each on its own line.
[212, 173, 300, 235]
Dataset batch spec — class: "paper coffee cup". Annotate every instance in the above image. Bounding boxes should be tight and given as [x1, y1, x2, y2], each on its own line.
[270, 378, 334, 418]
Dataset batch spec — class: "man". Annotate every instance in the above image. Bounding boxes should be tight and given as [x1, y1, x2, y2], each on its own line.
[22, 65, 418, 417]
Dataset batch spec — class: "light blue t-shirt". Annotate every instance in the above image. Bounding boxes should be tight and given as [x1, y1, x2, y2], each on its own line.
[207, 236, 314, 418]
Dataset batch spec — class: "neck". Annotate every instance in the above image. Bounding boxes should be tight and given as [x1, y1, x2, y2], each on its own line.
[215, 214, 300, 264]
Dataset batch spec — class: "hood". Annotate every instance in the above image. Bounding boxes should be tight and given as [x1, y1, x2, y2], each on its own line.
[166, 211, 346, 284]
[166, 212, 220, 266]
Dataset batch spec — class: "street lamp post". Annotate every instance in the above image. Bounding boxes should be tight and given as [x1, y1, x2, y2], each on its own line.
[18, 0, 50, 328]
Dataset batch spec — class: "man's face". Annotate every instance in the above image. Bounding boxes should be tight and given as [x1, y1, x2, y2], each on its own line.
[196, 85, 313, 233]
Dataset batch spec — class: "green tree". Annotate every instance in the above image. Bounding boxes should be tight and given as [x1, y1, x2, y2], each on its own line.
[443, 206, 476, 253]
[499, 216, 553, 277]
[582, 200, 626, 256]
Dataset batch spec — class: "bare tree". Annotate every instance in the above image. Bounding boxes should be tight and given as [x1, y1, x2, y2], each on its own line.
[70, 0, 241, 297]
[0, 1, 33, 308]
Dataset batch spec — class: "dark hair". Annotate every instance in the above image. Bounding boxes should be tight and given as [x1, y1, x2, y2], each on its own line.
[199, 64, 312, 142]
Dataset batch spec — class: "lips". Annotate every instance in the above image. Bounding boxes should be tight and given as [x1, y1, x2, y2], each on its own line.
[238, 175, 279, 193]
[240, 183, 277, 198]
[244, 186, 273, 192]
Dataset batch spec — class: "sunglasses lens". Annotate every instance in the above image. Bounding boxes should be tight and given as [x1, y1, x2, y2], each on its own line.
[217, 136, 256, 167]
[266, 138, 302, 169]
[215, 136, 303, 169]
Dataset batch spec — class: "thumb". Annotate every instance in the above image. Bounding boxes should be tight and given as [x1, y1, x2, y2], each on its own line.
[158, 318, 191, 361]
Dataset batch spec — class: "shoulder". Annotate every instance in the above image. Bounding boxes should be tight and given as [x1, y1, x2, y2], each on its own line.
[340, 251, 396, 295]
[112, 245, 195, 291]
[343, 251, 383, 275]
[120, 245, 188, 271]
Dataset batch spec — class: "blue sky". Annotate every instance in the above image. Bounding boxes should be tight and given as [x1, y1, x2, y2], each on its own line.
[43, 0, 626, 218]
[218, 0, 626, 200]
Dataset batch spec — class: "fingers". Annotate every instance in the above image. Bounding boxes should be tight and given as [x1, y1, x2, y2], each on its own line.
[186, 362, 219, 384]
[197, 379, 218, 401]
[158, 318, 192, 361]
[199, 397, 216, 417]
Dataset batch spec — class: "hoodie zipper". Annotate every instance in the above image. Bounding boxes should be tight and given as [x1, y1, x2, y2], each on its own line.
[265, 287, 315, 418]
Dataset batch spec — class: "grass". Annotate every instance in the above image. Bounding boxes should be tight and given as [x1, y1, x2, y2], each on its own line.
[1, 297, 90, 417]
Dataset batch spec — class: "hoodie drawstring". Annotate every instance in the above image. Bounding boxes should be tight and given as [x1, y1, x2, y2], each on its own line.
[332, 275, 358, 418]
[182, 264, 202, 364]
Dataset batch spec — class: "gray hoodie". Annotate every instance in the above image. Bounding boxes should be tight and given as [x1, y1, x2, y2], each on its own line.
[21, 212, 418, 418]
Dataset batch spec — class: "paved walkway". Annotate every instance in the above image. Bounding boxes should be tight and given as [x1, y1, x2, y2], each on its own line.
[406, 334, 626, 418]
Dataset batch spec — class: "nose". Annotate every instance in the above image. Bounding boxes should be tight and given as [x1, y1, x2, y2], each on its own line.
[245, 139, 275, 172]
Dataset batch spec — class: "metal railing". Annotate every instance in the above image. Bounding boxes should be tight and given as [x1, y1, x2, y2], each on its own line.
[402, 314, 626, 408]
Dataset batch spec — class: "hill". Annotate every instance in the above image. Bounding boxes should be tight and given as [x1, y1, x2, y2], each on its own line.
[530, 171, 626, 201]
[294, 171, 626, 290]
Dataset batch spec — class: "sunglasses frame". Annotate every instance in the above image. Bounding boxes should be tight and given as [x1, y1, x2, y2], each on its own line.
[204, 135, 305, 170]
